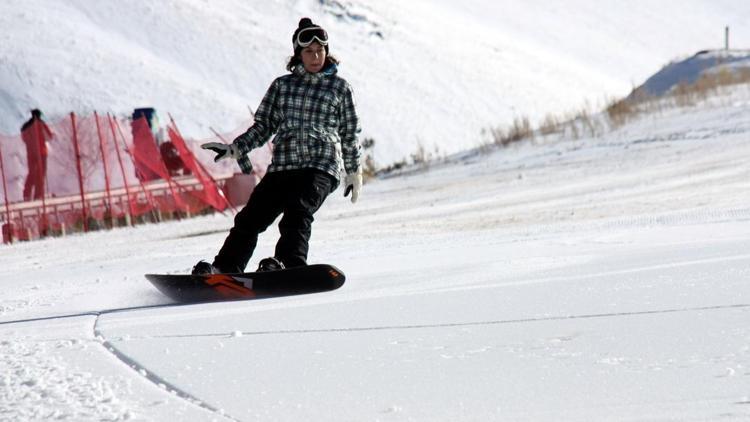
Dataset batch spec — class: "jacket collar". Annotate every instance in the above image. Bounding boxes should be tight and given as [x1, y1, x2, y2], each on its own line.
[293, 63, 338, 82]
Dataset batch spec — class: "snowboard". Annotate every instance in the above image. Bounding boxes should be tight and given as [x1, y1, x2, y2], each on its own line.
[145, 264, 346, 303]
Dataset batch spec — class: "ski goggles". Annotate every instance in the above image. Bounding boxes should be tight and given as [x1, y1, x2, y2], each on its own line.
[294, 26, 329, 48]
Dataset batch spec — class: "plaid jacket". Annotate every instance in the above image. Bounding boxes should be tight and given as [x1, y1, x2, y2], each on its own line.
[234, 64, 361, 183]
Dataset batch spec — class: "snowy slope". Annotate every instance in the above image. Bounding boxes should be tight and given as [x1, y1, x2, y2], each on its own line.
[634, 49, 750, 97]
[2, 0, 750, 164]
[1, 83, 749, 420]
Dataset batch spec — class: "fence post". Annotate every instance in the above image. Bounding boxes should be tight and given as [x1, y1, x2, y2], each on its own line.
[33, 119, 49, 237]
[94, 112, 114, 227]
[107, 113, 136, 226]
[70, 112, 89, 232]
[0, 143, 12, 244]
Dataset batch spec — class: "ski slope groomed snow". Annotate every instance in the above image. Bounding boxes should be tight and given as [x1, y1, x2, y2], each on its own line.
[1, 91, 750, 421]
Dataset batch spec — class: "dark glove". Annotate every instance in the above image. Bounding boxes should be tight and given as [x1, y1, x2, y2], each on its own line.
[201, 142, 240, 162]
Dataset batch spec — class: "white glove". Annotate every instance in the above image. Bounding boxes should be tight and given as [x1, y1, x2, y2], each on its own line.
[201, 142, 241, 162]
[344, 171, 362, 204]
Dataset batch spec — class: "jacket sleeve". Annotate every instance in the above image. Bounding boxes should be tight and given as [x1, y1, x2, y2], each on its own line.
[233, 79, 281, 155]
[232, 79, 281, 174]
[338, 83, 362, 174]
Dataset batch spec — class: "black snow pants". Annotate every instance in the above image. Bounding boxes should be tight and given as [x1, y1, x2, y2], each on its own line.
[213, 169, 336, 272]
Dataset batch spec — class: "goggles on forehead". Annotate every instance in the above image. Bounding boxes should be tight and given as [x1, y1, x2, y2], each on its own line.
[295, 26, 329, 48]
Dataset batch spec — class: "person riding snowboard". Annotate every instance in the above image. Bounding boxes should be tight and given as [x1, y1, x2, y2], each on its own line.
[193, 17, 362, 275]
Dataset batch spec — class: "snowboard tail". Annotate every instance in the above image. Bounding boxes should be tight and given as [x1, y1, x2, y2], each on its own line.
[145, 264, 345, 303]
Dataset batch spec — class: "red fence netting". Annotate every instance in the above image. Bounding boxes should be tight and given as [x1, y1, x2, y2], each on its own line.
[0, 112, 271, 243]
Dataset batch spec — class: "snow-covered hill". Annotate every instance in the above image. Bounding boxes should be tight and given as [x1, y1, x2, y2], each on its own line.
[632, 49, 750, 97]
[1, 77, 749, 420]
[2, 4, 750, 418]
[2, 0, 749, 165]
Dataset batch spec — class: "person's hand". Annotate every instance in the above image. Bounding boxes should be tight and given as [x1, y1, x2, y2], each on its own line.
[344, 171, 362, 204]
[201, 142, 240, 162]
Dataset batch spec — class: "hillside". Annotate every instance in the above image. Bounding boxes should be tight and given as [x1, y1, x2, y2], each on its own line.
[1, 78, 749, 420]
[2, 0, 749, 165]
[631, 49, 750, 98]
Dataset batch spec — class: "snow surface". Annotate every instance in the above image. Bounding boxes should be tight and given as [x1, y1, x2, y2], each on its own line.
[1, 84, 750, 420]
[3, 1, 750, 419]
[2, 0, 750, 165]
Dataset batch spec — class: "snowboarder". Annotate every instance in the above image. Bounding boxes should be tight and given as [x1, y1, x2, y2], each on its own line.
[20, 109, 54, 201]
[193, 17, 362, 275]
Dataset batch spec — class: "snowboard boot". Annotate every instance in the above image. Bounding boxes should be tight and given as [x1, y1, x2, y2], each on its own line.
[192, 260, 220, 275]
[257, 257, 285, 272]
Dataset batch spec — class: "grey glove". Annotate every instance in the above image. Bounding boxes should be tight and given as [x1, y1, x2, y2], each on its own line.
[201, 142, 241, 162]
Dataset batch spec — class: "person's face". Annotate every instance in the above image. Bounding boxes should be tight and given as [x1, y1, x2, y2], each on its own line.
[300, 42, 326, 73]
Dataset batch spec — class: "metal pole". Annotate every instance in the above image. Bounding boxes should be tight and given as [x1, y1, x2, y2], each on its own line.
[70, 112, 89, 232]
[725, 26, 729, 50]
[0, 142, 12, 243]
[34, 118, 49, 237]
[107, 113, 136, 225]
[94, 112, 114, 226]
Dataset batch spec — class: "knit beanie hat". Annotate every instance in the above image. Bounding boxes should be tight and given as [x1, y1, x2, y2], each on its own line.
[292, 18, 329, 56]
